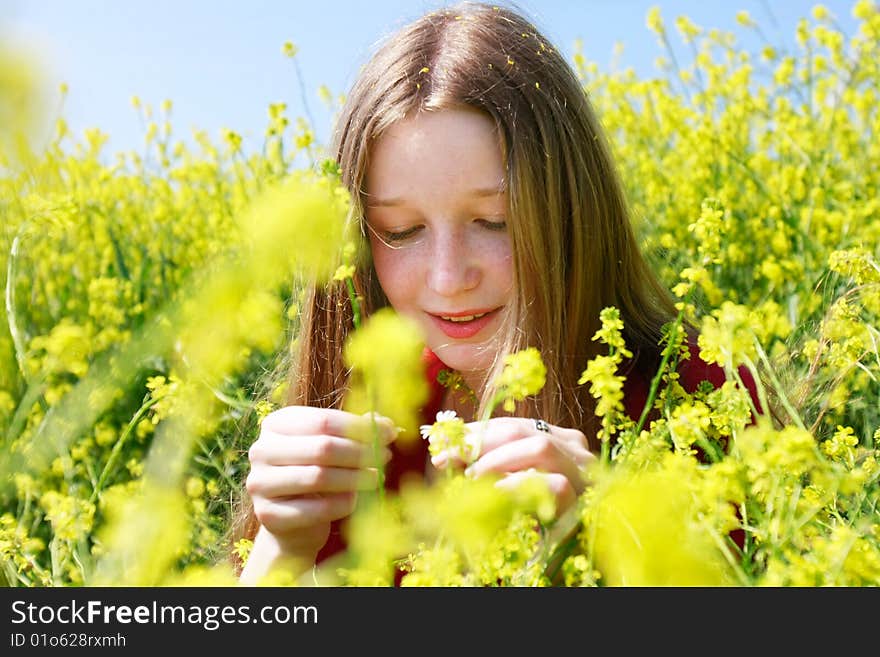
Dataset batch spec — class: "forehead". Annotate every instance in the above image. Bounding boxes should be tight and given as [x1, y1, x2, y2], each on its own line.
[365, 108, 506, 198]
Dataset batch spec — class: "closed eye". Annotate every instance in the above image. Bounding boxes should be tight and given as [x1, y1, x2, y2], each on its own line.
[366, 222, 424, 246]
[383, 225, 423, 242]
[477, 218, 507, 231]
[366, 219, 505, 247]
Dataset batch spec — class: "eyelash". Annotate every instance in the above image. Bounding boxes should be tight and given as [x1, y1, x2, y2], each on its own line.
[381, 219, 507, 243]
[382, 226, 422, 242]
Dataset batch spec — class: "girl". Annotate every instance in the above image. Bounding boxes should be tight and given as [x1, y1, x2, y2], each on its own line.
[234, 1, 759, 584]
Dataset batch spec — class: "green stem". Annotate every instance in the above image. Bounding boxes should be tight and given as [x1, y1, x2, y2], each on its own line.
[343, 274, 379, 501]
[599, 417, 611, 464]
[4, 376, 47, 449]
[752, 339, 806, 430]
[345, 277, 361, 329]
[541, 507, 583, 584]
[634, 306, 687, 436]
[6, 227, 30, 382]
[367, 401, 385, 506]
[193, 436, 239, 491]
[729, 363, 762, 426]
[291, 57, 317, 157]
[89, 395, 157, 504]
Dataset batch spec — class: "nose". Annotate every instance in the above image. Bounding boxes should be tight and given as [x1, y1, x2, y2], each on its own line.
[426, 230, 480, 296]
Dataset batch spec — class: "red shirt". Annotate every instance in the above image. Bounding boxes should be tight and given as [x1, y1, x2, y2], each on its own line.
[316, 343, 760, 565]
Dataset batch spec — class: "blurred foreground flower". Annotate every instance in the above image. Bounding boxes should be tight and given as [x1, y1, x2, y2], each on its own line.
[584, 457, 738, 586]
[343, 308, 428, 438]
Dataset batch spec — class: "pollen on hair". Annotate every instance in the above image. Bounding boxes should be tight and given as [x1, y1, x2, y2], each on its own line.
[419, 67, 430, 74]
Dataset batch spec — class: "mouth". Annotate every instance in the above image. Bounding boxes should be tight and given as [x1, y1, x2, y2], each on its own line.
[438, 311, 490, 323]
[428, 308, 501, 339]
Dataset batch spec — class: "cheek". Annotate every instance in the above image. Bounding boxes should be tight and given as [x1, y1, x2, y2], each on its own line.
[369, 242, 417, 306]
[486, 240, 515, 295]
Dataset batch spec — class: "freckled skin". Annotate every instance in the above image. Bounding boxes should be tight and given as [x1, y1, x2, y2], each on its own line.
[364, 108, 514, 384]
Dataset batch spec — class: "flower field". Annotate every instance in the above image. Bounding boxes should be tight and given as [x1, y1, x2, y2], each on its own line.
[1, 4, 878, 586]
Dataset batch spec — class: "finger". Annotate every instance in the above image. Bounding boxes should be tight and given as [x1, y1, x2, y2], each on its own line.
[463, 417, 531, 455]
[429, 435, 480, 469]
[494, 471, 575, 514]
[430, 450, 469, 470]
[253, 493, 357, 532]
[261, 406, 398, 444]
[247, 465, 379, 498]
[346, 412, 400, 444]
[466, 419, 594, 473]
[250, 434, 392, 468]
[465, 435, 583, 487]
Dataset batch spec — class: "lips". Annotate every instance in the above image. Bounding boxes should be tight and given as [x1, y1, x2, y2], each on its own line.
[428, 308, 500, 339]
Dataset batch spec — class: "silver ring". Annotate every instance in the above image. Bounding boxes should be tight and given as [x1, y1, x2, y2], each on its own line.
[534, 419, 551, 433]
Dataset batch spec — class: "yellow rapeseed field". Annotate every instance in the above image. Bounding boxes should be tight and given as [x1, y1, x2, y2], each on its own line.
[1, 3, 878, 586]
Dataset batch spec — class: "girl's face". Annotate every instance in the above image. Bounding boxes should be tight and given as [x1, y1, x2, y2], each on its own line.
[365, 107, 513, 380]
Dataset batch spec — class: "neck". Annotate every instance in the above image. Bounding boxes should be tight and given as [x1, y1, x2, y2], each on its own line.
[442, 385, 479, 423]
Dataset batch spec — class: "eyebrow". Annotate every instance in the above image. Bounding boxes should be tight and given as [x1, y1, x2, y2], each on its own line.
[365, 185, 507, 208]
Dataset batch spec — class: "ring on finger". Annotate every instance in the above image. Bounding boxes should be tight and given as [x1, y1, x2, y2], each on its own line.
[534, 419, 551, 433]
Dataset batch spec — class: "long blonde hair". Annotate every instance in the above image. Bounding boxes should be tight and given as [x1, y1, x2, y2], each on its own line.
[302, 1, 676, 425]
[230, 0, 678, 555]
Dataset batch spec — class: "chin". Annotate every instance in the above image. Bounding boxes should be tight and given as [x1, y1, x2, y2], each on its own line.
[431, 342, 497, 376]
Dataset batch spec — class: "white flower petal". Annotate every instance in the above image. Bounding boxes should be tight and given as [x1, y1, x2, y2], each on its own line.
[436, 410, 458, 422]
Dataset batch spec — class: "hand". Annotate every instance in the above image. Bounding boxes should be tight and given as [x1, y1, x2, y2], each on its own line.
[431, 417, 595, 515]
[241, 406, 396, 582]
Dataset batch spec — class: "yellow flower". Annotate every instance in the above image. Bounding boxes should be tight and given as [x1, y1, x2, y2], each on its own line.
[735, 11, 756, 27]
[238, 172, 351, 284]
[578, 307, 633, 430]
[688, 199, 725, 265]
[697, 301, 759, 369]
[853, 0, 876, 20]
[578, 354, 625, 419]
[669, 401, 712, 450]
[333, 264, 355, 281]
[591, 306, 632, 356]
[495, 347, 547, 412]
[401, 545, 466, 587]
[812, 5, 831, 21]
[646, 6, 664, 34]
[585, 460, 737, 586]
[254, 399, 275, 421]
[829, 248, 879, 285]
[40, 491, 95, 542]
[343, 307, 428, 437]
[420, 410, 477, 463]
[184, 476, 205, 498]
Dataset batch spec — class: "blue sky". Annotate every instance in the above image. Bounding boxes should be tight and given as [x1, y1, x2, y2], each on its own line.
[1, 1, 863, 156]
